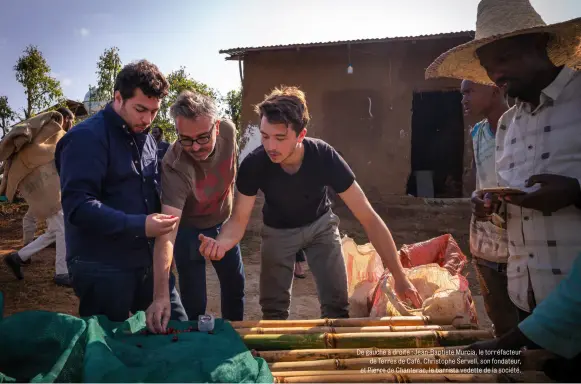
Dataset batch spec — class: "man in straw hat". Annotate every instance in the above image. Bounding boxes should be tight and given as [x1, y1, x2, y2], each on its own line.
[426, 0, 581, 374]
[427, 0, 581, 316]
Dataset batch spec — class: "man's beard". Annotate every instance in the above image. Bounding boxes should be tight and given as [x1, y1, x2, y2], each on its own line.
[120, 104, 148, 132]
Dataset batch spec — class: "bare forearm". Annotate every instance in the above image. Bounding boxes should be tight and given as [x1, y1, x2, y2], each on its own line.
[214, 192, 256, 250]
[216, 217, 246, 249]
[363, 215, 406, 280]
[152, 236, 174, 300]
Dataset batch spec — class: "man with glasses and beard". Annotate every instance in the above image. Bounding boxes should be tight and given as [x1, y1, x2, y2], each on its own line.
[146, 91, 242, 333]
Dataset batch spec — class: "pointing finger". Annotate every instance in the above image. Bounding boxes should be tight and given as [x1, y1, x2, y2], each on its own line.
[526, 174, 551, 187]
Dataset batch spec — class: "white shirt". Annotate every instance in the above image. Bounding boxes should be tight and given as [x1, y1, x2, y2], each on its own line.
[495, 66, 581, 312]
[470, 120, 509, 263]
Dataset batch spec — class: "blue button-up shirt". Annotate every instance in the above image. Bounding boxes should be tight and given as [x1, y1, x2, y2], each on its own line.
[157, 140, 170, 160]
[55, 104, 160, 269]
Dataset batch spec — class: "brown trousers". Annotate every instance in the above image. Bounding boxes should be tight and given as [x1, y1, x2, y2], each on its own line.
[473, 257, 520, 337]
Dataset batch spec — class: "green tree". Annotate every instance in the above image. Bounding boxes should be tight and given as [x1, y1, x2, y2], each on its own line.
[0, 96, 17, 137]
[95, 47, 122, 101]
[223, 87, 247, 146]
[153, 66, 219, 142]
[14, 45, 63, 119]
[223, 88, 241, 129]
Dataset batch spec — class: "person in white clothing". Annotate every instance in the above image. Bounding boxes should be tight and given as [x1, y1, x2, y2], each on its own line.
[4, 107, 75, 287]
[461, 79, 518, 337]
[22, 208, 37, 246]
[5, 210, 68, 286]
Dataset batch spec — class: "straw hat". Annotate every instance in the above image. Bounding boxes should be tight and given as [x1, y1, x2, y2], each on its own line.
[425, 0, 581, 84]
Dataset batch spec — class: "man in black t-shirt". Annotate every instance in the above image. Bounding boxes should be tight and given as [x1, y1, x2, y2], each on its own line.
[199, 86, 422, 320]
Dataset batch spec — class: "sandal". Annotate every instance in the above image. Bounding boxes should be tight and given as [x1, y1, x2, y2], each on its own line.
[294, 263, 306, 279]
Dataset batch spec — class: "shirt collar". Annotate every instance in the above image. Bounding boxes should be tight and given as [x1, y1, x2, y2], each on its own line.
[542, 66, 575, 101]
[516, 66, 575, 112]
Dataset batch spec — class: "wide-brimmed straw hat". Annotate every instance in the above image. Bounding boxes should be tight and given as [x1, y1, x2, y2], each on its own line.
[425, 0, 581, 84]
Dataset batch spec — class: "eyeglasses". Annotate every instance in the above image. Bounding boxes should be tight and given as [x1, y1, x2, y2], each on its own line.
[178, 124, 215, 147]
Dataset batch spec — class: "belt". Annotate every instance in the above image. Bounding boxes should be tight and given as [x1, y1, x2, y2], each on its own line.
[475, 257, 508, 273]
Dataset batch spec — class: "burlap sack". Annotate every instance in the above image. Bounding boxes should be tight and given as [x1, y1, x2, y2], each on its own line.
[18, 161, 62, 220]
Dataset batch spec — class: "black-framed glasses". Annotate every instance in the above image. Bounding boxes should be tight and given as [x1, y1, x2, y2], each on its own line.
[178, 124, 215, 147]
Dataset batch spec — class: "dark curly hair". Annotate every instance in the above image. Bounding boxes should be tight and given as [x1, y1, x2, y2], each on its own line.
[114, 60, 169, 101]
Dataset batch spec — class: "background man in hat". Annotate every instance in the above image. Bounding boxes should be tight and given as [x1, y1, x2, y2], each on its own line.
[426, 0, 581, 377]
[3, 108, 75, 287]
[151, 126, 170, 163]
[20, 107, 75, 251]
[461, 79, 516, 337]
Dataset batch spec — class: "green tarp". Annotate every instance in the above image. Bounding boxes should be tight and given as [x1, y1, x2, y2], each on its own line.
[0, 294, 273, 383]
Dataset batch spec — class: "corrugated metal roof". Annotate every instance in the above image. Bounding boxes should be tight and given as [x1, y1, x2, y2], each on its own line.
[219, 30, 474, 59]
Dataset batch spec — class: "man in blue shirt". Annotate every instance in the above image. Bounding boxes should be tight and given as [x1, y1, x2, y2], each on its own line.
[151, 126, 170, 162]
[55, 60, 186, 322]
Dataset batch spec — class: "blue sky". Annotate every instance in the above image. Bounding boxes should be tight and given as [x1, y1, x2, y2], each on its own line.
[1, 0, 579, 118]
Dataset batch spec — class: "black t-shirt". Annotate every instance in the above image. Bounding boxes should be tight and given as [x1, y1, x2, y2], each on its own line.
[236, 137, 355, 229]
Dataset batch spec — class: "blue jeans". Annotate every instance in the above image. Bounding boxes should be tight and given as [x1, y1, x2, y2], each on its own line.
[174, 223, 245, 321]
[69, 260, 187, 322]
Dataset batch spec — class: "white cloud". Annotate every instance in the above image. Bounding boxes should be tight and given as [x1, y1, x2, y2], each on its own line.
[51, 72, 73, 87]
[77, 28, 90, 37]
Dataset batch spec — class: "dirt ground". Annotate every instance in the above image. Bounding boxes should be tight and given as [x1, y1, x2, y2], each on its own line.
[0, 196, 486, 326]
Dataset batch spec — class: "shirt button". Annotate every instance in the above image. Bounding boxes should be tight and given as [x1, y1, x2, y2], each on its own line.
[524, 216, 529, 221]
[517, 266, 521, 272]
[528, 145, 533, 150]
[529, 253, 534, 258]
[130, 142, 134, 146]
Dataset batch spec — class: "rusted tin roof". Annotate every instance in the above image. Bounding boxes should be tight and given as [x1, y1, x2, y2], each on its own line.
[220, 31, 474, 60]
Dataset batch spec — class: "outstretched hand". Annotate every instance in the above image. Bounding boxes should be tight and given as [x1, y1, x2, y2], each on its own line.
[503, 174, 581, 213]
[198, 234, 228, 261]
[145, 297, 171, 334]
[393, 275, 423, 309]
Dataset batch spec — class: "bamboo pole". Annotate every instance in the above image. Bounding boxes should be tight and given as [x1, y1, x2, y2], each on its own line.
[255, 347, 454, 362]
[242, 330, 493, 351]
[274, 370, 368, 377]
[237, 325, 462, 335]
[273, 372, 552, 383]
[231, 316, 437, 329]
